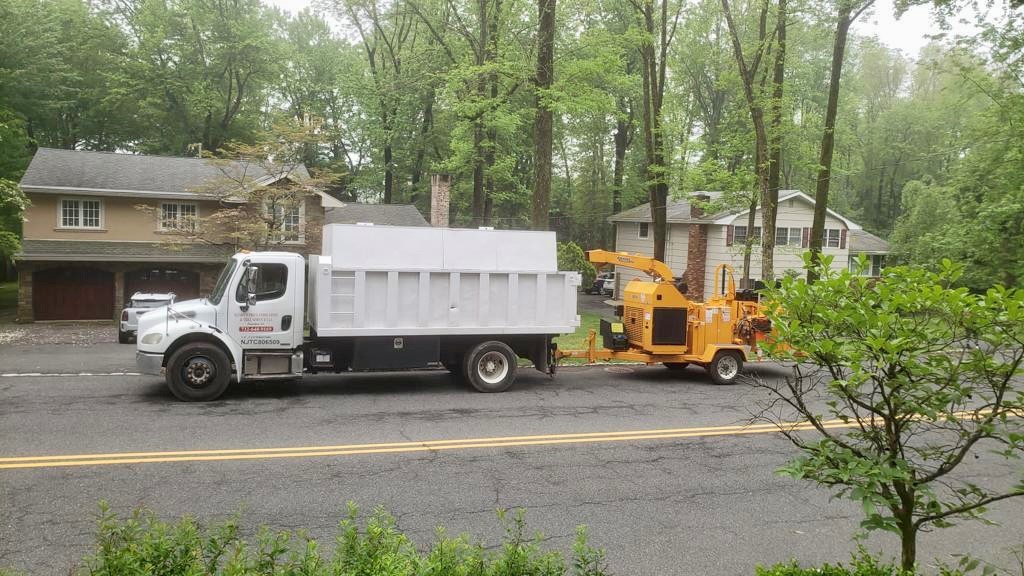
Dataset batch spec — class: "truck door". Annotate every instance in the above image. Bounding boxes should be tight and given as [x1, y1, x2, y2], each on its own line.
[229, 257, 298, 350]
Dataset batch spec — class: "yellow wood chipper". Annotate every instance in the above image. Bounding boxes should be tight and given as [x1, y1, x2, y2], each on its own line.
[555, 250, 774, 384]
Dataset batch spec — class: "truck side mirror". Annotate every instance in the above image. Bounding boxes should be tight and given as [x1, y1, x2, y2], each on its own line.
[245, 266, 260, 308]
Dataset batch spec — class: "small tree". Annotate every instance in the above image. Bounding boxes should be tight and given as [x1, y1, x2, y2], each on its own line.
[145, 119, 324, 251]
[0, 179, 29, 266]
[756, 256, 1024, 572]
[557, 242, 597, 288]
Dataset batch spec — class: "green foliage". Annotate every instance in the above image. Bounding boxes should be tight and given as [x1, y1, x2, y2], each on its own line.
[760, 256, 1024, 570]
[557, 242, 597, 287]
[756, 549, 918, 576]
[78, 502, 609, 576]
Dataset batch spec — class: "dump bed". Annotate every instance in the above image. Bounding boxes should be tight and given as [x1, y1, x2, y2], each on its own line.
[308, 225, 581, 337]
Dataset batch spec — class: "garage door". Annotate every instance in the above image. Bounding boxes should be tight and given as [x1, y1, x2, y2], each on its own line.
[33, 267, 114, 321]
[125, 268, 200, 300]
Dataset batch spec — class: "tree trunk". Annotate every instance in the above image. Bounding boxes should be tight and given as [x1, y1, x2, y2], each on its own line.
[809, 2, 856, 281]
[471, 0, 489, 226]
[531, 0, 555, 231]
[410, 91, 435, 206]
[762, 0, 786, 282]
[638, 0, 668, 262]
[611, 100, 631, 250]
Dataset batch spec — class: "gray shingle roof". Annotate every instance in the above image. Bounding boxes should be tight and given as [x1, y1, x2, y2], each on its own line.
[848, 230, 890, 254]
[16, 239, 236, 262]
[324, 204, 429, 227]
[609, 192, 724, 223]
[20, 148, 310, 194]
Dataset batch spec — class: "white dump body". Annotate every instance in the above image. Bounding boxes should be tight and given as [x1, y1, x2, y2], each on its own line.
[308, 225, 581, 337]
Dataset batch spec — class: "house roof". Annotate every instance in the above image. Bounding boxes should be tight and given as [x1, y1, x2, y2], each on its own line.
[19, 148, 310, 199]
[609, 190, 863, 231]
[323, 203, 429, 227]
[609, 192, 723, 224]
[848, 230, 890, 254]
[15, 239, 236, 262]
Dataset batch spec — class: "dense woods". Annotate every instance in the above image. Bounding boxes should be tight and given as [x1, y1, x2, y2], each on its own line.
[0, 0, 1021, 288]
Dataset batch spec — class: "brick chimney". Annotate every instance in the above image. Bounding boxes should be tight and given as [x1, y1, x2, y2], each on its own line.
[430, 174, 451, 227]
[683, 194, 709, 300]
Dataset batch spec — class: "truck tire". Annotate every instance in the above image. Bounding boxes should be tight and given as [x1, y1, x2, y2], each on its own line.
[663, 362, 689, 371]
[118, 330, 131, 344]
[166, 342, 232, 401]
[707, 350, 743, 385]
[463, 341, 517, 393]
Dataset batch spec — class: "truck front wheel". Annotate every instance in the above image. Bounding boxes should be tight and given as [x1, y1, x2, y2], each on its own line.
[166, 342, 232, 401]
[464, 341, 517, 393]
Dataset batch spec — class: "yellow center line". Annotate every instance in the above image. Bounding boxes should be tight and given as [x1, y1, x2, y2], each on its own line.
[0, 420, 852, 470]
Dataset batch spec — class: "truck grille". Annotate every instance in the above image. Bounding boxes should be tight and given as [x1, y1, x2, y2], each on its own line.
[623, 306, 644, 345]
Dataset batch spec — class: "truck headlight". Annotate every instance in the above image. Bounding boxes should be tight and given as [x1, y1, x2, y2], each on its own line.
[140, 333, 163, 345]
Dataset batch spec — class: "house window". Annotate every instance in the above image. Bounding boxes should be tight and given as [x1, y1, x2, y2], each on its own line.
[159, 202, 198, 231]
[267, 200, 305, 243]
[850, 254, 885, 277]
[775, 227, 800, 246]
[59, 198, 102, 229]
[733, 226, 762, 245]
[825, 228, 841, 248]
[638, 222, 649, 239]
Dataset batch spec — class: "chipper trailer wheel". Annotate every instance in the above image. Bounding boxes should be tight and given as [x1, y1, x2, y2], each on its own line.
[464, 341, 518, 393]
[707, 350, 743, 385]
[166, 342, 232, 401]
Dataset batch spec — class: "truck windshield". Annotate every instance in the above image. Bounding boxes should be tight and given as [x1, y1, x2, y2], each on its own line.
[208, 260, 238, 305]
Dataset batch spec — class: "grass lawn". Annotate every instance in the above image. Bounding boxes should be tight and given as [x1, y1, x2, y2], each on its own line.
[554, 311, 600, 352]
[0, 281, 16, 322]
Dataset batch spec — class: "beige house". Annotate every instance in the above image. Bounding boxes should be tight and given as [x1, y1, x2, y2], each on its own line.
[609, 190, 889, 299]
[15, 148, 427, 322]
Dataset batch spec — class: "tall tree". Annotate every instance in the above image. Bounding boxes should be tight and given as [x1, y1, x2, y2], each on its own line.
[633, 0, 681, 261]
[807, 0, 876, 280]
[531, 0, 555, 230]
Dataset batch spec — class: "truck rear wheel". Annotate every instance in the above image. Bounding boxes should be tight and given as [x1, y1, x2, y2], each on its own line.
[166, 342, 232, 401]
[707, 350, 743, 385]
[464, 341, 517, 393]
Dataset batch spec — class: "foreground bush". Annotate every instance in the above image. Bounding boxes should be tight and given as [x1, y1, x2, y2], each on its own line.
[756, 552, 916, 576]
[81, 503, 609, 576]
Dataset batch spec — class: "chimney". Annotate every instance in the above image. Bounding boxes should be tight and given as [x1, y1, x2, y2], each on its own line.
[430, 174, 451, 227]
[684, 194, 709, 300]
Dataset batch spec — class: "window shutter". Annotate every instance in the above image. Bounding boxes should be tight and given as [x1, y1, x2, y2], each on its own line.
[726, 225, 734, 247]
[840, 229, 848, 249]
[802, 227, 810, 248]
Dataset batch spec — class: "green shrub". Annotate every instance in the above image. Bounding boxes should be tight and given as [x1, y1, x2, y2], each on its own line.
[755, 550, 943, 576]
[557, 242, 597, 288]
[77, 502, 609, 576]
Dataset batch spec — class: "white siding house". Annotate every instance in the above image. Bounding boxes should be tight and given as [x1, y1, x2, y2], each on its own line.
[608, 190, 889, 299]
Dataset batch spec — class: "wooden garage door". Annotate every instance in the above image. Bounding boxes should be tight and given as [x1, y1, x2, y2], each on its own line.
[33, 267, 114, 321]
[125, 268, 200, 301]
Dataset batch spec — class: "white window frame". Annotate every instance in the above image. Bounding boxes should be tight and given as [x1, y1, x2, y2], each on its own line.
[775, 227, 800, 247]
[57, 197, 103, 230]
[733, 225, 762, 245]
[825, 228, 841, 248]
[638, 222, 649, 239]
[266, 199, 306, 244]
[158, 202, 199, 232]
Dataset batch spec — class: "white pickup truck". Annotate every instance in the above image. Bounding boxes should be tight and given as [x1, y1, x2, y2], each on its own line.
[136, 225, 580, 401]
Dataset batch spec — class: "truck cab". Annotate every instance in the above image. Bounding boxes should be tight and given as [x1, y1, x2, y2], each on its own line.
[136, 252, 306, 401]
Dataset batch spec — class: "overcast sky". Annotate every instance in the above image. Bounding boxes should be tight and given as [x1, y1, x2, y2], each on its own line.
[266, 0, 950, 60]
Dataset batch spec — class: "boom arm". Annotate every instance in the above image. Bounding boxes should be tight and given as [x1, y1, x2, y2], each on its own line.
[586, 250, 675, 282]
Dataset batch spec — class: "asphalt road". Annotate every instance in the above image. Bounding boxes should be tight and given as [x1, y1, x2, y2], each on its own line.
[1, 338, 1022, 575]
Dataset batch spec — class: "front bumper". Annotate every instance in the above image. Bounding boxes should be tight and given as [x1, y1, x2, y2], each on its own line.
[136, 351, 164, 375]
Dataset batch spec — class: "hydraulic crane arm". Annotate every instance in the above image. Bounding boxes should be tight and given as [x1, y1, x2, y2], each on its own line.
[586, 249, 675, 282]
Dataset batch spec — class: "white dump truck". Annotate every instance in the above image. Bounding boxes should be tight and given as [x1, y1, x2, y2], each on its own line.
[136, 224, 581, 401]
